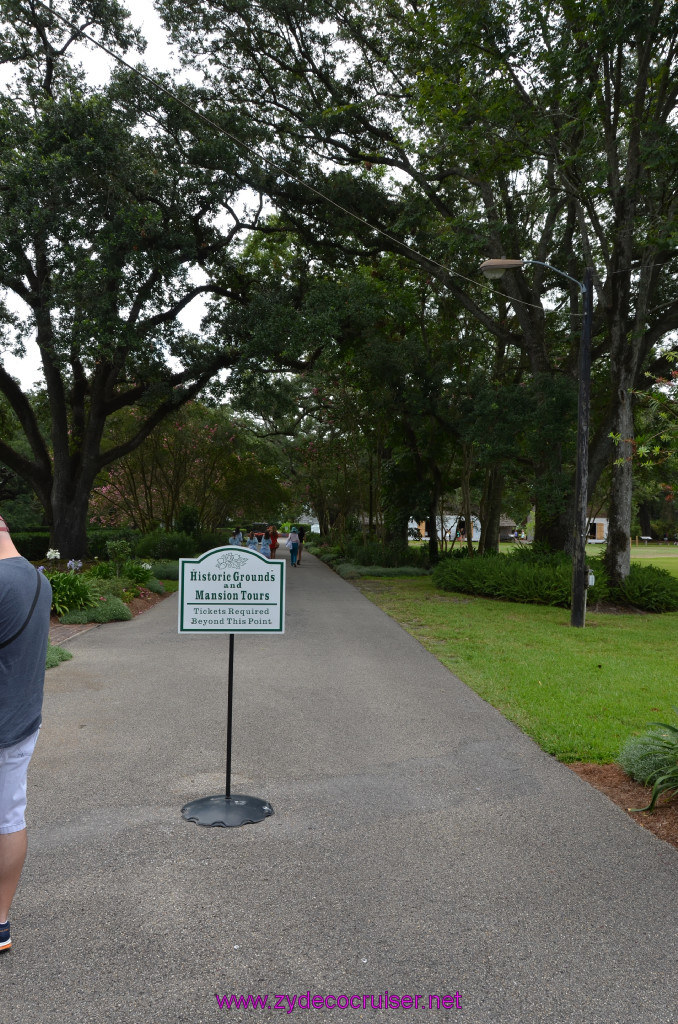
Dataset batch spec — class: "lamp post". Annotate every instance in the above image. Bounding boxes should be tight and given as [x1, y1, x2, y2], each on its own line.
[480, 258, 593, 627]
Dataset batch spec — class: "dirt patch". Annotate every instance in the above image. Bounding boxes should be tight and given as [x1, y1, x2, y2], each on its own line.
[569, 762, 678, 851]
[126, 589, 170, 617]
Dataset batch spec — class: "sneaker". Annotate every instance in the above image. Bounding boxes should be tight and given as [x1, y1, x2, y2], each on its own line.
[0, 921, 10, 952]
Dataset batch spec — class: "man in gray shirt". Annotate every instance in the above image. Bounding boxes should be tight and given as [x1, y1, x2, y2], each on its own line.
[0, 514, 52, 952]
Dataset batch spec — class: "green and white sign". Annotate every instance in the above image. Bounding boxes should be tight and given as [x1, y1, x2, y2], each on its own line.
[178, 547, 285, 634]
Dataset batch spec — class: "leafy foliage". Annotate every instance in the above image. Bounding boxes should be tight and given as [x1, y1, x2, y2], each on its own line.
[432, 552, 610, 608]
[622, 712, 678, 812]
[90, 404, 288, 534]
[46, 570, 95, 617]
[335, 563, 430, 579]
[617, 734, 676, 786]
[149, 561, 180, 580]
[134, 530, 198, 560]
[158, 0, 678, 571]
[612, 564, 678, 613]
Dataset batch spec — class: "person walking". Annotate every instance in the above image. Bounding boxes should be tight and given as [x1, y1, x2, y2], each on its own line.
[0, 514, 52, 953]
[296, 524, 306, 565]
[246, 530, 259, 551]
[259, 530, 272, 558]
[287, 527, 300, 567]
[269, 525, 279, 560]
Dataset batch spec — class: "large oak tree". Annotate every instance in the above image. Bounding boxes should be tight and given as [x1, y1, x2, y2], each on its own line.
[159, 0, 678, 578]
[0, 0, 279, 556]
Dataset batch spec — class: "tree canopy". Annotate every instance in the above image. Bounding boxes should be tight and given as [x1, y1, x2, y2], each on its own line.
[1, 0, 676, 567]
[0, 0, 310, 555]
[157, 0, 678, 576]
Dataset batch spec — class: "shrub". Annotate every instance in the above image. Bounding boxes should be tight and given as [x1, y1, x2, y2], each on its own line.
[335, 563, 430, 579]
[340, 537, 429, 569]
[11, 531, 51, 561]
[135, 530, 198, 560]
[46, 570, 95, 616]
[81, 572, 130, 601]
[150, 561, 179, 580]
[196, 530, 229, 551]
[83, 561, 116, 579]
[45, 643, 73, 669]
[612, 563, 678, 612]
[146, 577, 165, 594]
[87, 529, 140, 559]
[59, 596, 132, 624]
[617, 733, 676, 785]
[432, 551, 609, 608]
[106, 538, 132, 573]
[121, 560, 153, 586]
[316, 547, 343, 566]
[620, 711, 678, 812]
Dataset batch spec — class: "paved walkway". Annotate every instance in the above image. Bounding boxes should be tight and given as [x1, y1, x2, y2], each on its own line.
[5, 552, 678, 1023]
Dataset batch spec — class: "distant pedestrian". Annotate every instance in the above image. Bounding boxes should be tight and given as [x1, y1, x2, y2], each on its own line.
[234, 527, 243, 545]
[0, 513, 52, 953]
[260, 530, 272, 558]
[296, 525, 306, 565]
[286, 527, 300, 567]
[228, 529, 239, 545]
[269, 525, 279, 559]
[246, 531, 259, 551]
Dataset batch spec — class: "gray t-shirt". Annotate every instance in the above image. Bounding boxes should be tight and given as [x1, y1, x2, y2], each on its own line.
[0, 557, 52, 747]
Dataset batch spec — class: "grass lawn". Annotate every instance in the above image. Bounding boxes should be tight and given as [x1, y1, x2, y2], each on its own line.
[354, 576, 678, 765]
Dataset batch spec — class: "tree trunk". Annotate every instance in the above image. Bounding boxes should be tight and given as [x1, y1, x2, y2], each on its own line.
[478, 467, 503, 555]
[604, 388, 634, 584]
[427, 506, 439, 564]
[638, 502, 652, 538]
[461, 445, 474, 555]
[533, 483, 572, 551]
[50, 479, 93, 559]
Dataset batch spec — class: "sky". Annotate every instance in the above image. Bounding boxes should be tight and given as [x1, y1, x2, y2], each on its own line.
[1, 1, 180, 390]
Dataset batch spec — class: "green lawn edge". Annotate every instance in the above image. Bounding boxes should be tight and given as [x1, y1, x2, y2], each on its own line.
[354, 576, 678, 765]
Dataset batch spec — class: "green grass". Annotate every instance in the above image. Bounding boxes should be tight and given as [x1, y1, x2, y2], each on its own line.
[354, 576, 678, 765]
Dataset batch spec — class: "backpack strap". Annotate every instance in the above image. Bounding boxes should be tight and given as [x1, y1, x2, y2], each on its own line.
[0, 567, 44, 650]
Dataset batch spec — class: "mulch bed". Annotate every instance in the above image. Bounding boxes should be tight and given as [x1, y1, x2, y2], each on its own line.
[569, 762, 678, 851]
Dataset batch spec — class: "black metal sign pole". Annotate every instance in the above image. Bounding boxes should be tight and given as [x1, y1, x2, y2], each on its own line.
[181, 631, 273, 828]
[225, 633, 234, 800]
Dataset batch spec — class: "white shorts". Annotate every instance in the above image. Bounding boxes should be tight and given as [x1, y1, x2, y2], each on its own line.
[0, 729, 40, 834]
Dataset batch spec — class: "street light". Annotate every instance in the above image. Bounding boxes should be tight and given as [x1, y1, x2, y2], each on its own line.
[480, 257, 594, 627]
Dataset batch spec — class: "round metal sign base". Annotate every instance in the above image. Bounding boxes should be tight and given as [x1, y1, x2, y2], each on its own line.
[181, 794, 273, 828]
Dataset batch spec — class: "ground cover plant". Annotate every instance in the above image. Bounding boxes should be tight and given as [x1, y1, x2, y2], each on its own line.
[58, 596, 132, 625]
[352, 576, 678, 765]
[45, 643, 73, 669]
[617, 712, 678, 812]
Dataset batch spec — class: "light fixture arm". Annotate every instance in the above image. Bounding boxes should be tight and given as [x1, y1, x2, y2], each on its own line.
[521, 259, 586, 295]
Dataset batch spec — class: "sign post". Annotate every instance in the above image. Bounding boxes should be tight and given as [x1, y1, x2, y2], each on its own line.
[178, 546, 285, 827]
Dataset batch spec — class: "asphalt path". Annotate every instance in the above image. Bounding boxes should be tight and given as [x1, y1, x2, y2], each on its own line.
[4, 551, 678, 1023]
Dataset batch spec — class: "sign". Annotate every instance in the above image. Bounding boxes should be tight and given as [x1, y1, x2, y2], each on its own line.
[178, 546, 285, 634]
